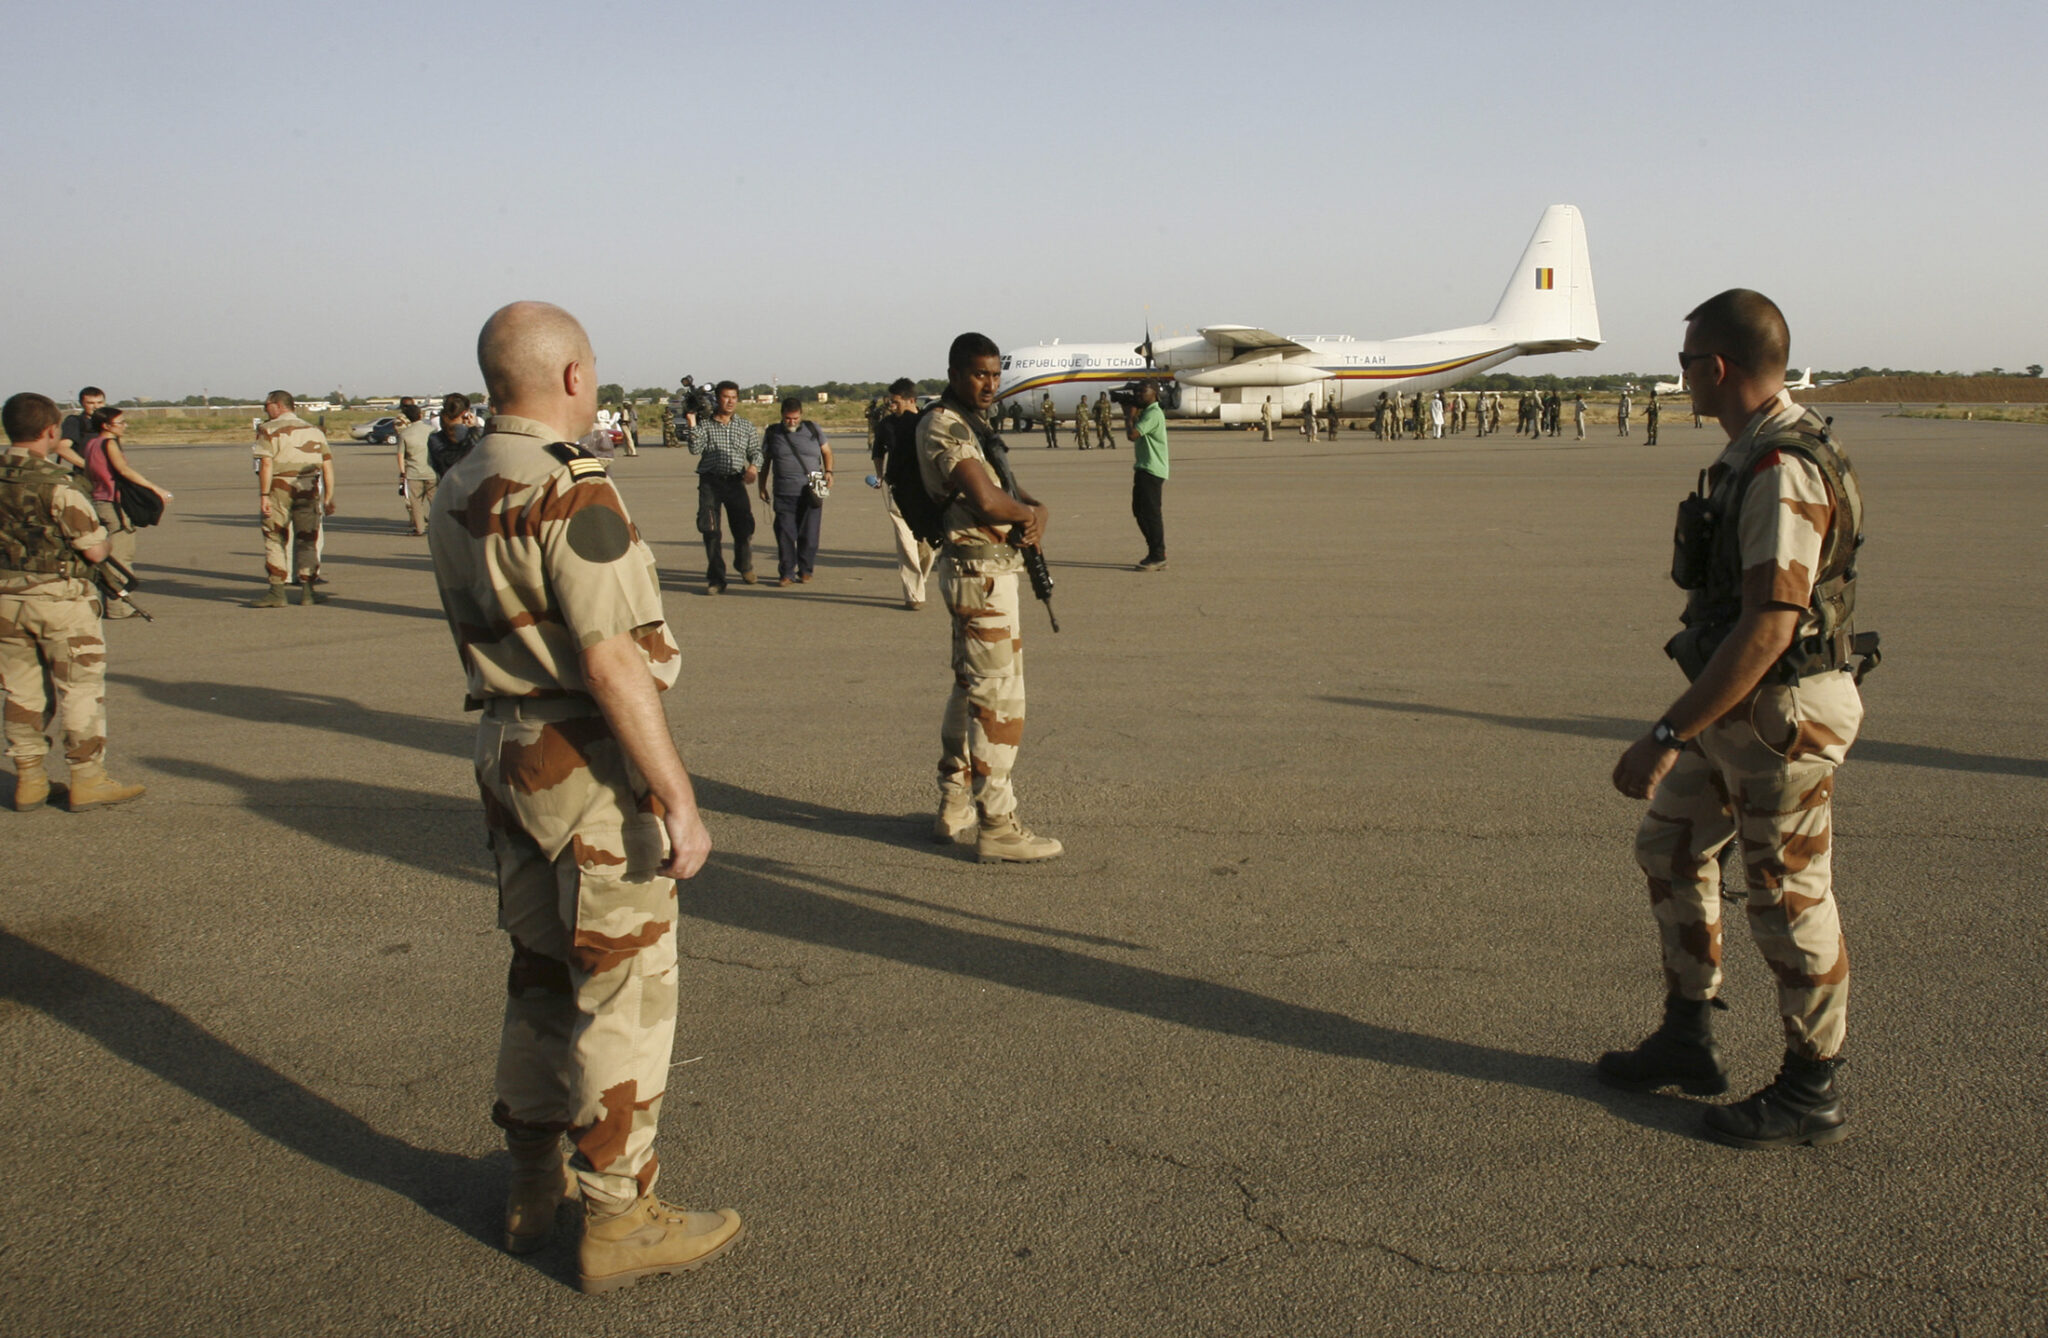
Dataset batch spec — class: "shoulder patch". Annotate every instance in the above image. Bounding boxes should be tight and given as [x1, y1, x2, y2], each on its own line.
[565, 502, 633, 564]
[544, 441, 586, 466]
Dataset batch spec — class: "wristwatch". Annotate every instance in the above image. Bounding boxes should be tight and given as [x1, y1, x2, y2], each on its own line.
[1651, 719, 1685, 751]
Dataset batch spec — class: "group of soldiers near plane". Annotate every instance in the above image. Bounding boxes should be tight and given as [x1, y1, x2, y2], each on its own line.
[2, 285, 1877, 1304]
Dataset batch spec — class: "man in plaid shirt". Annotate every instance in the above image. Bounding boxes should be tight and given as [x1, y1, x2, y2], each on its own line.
[685, 380, 762, 593]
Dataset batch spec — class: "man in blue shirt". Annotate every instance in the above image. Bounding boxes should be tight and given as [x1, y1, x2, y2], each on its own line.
[758, 397, 834, 584]
[1124, 383, 1169, 571]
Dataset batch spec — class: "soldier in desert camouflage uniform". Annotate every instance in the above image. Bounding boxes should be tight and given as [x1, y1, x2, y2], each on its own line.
[1039, 391, 1058, 448]
[1094, 390, 1115, 450]
[428, 302, 741, 1293]
[249, 391, 337, 607]
[0, 392, 146, 811]
[919, 333, 1062, 864]
[1603, 289, 1874, 1151]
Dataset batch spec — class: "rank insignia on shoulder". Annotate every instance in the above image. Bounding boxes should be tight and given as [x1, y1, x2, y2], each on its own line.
[544, 441, 608, 479]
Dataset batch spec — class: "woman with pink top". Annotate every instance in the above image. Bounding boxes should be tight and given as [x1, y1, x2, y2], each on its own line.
[80, 407, 172, 617]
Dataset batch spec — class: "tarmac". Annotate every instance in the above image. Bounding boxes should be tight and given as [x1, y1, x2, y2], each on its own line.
[2, 405, 2042, 1336]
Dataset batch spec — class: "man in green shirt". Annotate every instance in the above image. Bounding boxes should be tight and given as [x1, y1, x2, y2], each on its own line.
[1124, 382, 1169, 571]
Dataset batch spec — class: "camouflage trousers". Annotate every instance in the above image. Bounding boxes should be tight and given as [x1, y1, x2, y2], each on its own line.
[938, 562, 1025, 819]
[477, 697, 679, 1215]
[0, 593, 106, 766]
[262, 482, 322, 583]
[1633, 670, 1863, 1060]
[91, 500, 138, 572]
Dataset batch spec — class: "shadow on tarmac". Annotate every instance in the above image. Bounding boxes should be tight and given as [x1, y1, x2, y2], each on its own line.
[179, 511, 417, 539]
[116, 676, 473, 757]
[140, 756, 490, 885]
[129, 564, 446, 620]
[1322, 696, 2048, 779]
[0, 927, 550, 1278]
[687, 851, 1707, 1140]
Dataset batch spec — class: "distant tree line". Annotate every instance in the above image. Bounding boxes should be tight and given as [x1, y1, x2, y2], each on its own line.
[102, 362, 2047, 412]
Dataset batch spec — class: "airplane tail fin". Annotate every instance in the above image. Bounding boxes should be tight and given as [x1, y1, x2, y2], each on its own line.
[1396, 205, 1601, 354]
[1486, 204, 1600, 353]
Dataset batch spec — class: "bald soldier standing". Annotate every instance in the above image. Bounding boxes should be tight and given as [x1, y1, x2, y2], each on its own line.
[1602, 289, 1876, 1150]
[427, 302, 742, 1292]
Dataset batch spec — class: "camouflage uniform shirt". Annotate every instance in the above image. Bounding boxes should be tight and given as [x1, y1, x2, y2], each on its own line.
[916, 394, 1024, 575]
[252, 413, 332, 485]
[0, 447, 106, 599]
[428, 415, 679, 710]
[1712, 390, 1834, 647]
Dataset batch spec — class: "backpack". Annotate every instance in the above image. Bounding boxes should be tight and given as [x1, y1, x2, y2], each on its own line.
[881, 407, 952, 545]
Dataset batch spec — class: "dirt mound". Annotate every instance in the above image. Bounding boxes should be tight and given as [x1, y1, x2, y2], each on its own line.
[1804, 376, 2048, 403]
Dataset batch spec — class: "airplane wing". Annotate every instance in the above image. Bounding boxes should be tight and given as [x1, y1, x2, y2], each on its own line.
[1197, 326, 1314, 357]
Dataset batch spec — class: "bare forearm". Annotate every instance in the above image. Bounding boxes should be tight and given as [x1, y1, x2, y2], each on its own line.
[581, 634, 699, 816]
[1662, 607, 1800, 737]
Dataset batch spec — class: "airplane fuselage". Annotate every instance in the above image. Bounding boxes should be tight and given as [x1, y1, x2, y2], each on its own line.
[999, 339, 1524, 423]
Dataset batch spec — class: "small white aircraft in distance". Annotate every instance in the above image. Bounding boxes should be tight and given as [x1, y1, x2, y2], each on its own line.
[1656, 368, 1811, 396]
[998, 204, 1601, 423]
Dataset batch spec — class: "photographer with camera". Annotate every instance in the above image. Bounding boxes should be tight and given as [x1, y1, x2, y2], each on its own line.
[759, 397, 832, 586]
[684, 379, 761, 593]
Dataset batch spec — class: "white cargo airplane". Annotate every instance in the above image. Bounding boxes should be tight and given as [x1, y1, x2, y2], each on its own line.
[998, 204, 1600, 424]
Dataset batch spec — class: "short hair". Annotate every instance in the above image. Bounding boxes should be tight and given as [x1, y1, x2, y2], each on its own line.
[1684, 288, 1789, 374]
[888, 377, 917, 399]
[266, 390, 295, 410]
[780, 396, 801, 414]
[78, 385, 105, 403]
[441, 392, 471, 421]
[948, 332, 1001, 371]
[4, 393, 61, 443]
[714, 380, 739, 397]
[400, 399, 423, 422]
[89, 406, 124, 433]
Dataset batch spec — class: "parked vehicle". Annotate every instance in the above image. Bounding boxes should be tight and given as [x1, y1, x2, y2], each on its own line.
[350, 416, 400, 444]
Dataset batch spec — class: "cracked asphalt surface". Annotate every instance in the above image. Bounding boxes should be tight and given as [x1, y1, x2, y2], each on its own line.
[2, 406, 2042, 1336]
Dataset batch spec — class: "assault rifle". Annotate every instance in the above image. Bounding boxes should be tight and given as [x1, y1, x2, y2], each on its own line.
[979, 430, 1059, 633]
[90, 554, 154, 622]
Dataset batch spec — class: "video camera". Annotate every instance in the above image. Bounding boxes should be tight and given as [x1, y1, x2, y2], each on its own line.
[1107, 379, 1179, 411]
[672, 375, 717, 421]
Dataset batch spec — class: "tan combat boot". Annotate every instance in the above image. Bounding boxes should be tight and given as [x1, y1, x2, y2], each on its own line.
[932, 792, 976, 845]
[249, 582, 289, 608]
[976, 812, 1063, 864]
[65, 762, 145, 811]
[298, 578, 328, 605]
[504, 1135, 580, 1255]
[577, 1193, 744, 1295]
[11, 758, 50, 811]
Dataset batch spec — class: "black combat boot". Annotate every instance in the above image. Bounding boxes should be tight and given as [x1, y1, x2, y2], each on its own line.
[1595, 995, 1729, 1095]
[1703, 1050, 1846, 1149]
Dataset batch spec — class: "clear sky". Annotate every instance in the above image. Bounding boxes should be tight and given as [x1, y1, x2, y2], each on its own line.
[8, 0, 2042, 399]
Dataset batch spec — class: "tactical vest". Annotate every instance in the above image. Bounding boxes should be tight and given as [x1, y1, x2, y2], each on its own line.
[1666, 410, 1878, 684]
[0, 453, 87, 580]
